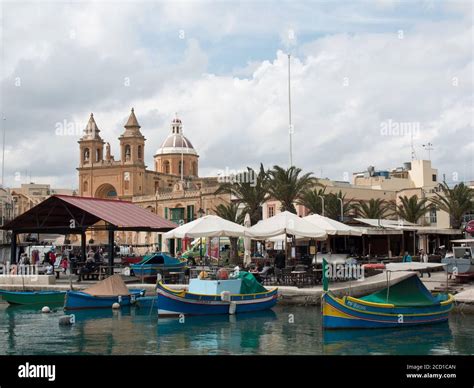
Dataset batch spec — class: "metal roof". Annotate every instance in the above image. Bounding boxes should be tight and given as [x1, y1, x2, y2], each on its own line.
[2, 195, 177, 233]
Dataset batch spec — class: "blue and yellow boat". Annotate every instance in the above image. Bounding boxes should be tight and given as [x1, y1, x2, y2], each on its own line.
[156, 271, 278, 316]
[322, 274, 454, 329]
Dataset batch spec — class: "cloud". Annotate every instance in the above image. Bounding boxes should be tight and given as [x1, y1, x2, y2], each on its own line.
[0, 1, 472, 190]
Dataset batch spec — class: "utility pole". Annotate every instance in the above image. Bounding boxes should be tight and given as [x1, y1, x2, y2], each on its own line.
[2, 116, 5, 187]
[288, 54, 293, 167]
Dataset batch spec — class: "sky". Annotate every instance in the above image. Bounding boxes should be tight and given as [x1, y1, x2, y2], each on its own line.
[0, 0, 473, 189]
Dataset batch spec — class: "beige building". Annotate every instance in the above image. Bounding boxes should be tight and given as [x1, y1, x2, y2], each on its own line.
[77, 109, 231, 250]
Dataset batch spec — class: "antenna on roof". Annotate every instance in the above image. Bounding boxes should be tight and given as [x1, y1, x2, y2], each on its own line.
[422, 142, 434, 161]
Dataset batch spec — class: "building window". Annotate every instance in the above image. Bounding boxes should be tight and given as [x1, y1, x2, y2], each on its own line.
[187, 205, 195, 222]
[124, 145, 131, 161]
[164, 207, 168, 219]
[432, 174, 437, 182]
[163, 160, 170, 174]
[84, 181, 88, 192]
[268, 205, 275, 218]
[83, 148, 90, 162]
[429, 207, 437, 224]
[96, 148, 102, 162]
[138, 145, 142, 159]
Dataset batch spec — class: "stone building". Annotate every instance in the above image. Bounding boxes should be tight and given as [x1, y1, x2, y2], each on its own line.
[77, 109, 231, 250]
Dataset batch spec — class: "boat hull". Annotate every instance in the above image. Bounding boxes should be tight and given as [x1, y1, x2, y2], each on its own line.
[64, 289, 145, 310]
[156, 283, 278, 316]
[0, 290, 66, 306]
[322, 292, 453, 329]
[441, 257, 474, 274]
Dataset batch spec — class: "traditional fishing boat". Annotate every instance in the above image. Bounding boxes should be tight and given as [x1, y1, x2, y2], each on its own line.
[64, 275, 145, 310]
[0, 290, 66, 306]
[322, 272, 453, 329]
[156, 271, 278, 316]
[130, 252, 186, 278]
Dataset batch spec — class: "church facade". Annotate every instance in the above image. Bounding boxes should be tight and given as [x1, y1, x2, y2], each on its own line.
[77, 109, 231, 248]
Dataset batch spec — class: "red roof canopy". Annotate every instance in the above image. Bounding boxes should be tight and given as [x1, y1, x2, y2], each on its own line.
[2, 195, 177, 233]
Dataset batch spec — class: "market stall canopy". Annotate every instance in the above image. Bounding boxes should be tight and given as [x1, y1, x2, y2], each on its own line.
[304, 214, 363, 236]
[163, 215, 246, 239]
[385, 262, 446, 272]
[245, 211, 327, 240]
[1, 195, 177, 233]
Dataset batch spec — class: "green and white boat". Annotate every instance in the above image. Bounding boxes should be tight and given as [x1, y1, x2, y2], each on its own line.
[0, 290, 66, 306]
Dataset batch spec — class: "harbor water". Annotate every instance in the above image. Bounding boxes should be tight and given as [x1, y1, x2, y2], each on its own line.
[0, 304, 473, 355]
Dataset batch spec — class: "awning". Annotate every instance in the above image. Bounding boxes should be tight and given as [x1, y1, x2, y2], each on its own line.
[354, 218, 418, 230]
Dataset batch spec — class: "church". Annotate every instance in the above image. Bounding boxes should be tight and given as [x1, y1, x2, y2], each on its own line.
[77, 108, 231, 249]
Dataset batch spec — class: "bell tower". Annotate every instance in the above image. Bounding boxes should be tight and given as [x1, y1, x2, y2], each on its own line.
[118, 108, 147, 198]
[119, 108, 145, 166]
[78, 113, 104, 196]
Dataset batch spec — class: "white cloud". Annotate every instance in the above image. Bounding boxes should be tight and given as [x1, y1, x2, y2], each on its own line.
[0, 1, 472, 189]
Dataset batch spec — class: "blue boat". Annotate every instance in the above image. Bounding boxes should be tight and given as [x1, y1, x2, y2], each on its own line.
[64, 275, 145, 310]
[156, 271, 278, 316]
[322, 274, 454, 329]
[130, 252, 186, 277]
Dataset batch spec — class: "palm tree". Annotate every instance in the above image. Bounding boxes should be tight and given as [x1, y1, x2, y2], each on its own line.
[215, 164, 268, 225]
[324, 191, 353, 220]
[214, 202, 242, 264]
[267, 165, 315, 213]
[430, 182, 474, 229]
[299, 186, 327, 215]
[352, 198, 391, 219]
[392, 195, 429, 224]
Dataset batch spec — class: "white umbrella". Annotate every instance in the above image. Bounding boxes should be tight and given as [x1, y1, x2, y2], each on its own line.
[163, 215, 246, 239]
[245, 211, 327, 240]
[243, 213, 252, 267]
[304, 214, 362, 236]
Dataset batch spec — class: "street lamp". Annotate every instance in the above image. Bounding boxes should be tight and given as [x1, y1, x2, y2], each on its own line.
[318, 195, 325, 216]
[337, 197, 344, 222]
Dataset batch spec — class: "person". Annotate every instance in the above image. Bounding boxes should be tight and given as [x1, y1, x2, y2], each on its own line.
[49, 250, 56, 267]
[45, 263, 54, 275]
[93, 249, 102, 263]
[216, 268, 229, 280]
[402, 251, 412, 262]
[420, 249, 429, 263]
[60, 256, 68, 274]
[77, 257, 97, 282]
[274, 250, 286, 269]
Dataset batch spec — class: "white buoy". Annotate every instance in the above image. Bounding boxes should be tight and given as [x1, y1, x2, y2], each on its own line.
[59, 315, 75, 326]
[112, 302, 120, 309]
[41, 306, 51, 313]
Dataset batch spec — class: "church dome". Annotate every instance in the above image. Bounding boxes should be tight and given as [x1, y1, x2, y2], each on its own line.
[155, 117, 197, 156]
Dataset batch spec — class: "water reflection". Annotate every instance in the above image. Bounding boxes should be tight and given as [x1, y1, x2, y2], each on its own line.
[323, 323, 453, 355]
[0, 303, 472, 355]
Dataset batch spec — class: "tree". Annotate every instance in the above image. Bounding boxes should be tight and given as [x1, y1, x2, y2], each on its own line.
[214, 202, 242, 265]
[324, 191, 353, 220]
[215, 164, 268, 225]
[267, 165, 315, 214]
[352, 198, 391, 219]
[392, 195, 429, 224]
[299, 186, 327, 215]
[430, 182, 474, 229]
